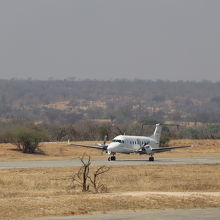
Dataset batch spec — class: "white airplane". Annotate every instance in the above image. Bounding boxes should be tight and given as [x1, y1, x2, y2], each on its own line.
[69, 124, 190, 161]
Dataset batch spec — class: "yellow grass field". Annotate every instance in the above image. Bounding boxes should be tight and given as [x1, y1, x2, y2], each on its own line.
[0, 139, 220, 162]
[0, 164, 220, 219]
[1, 139, 220, 219]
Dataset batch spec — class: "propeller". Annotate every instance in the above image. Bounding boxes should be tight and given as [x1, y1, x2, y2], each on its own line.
[136, 139, 151, 154]
[103, 135, 107, 145]
[98, 135, 108, 155]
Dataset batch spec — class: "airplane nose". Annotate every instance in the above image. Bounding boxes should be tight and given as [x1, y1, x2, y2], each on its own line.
[107, 143, 119, 151]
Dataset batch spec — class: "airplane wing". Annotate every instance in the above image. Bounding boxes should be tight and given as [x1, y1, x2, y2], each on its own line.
[69, 143, 107, 150]
[151, 145, 191, 153]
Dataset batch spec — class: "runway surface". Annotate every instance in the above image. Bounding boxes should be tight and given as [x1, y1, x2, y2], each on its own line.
[28, 208, 220, 220]
[0, 157, 220, 169]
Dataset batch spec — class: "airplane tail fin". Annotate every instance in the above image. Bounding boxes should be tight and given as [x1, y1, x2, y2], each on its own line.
[151, 124, 162, 143]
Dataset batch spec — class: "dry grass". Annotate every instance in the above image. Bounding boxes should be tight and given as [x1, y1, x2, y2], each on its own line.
[1, 139, 220, 162]
[2, 194, 220, 220]
[168, 139, 220, 157]
[0, 142, 102, 162]
[0, 164, 220, 219]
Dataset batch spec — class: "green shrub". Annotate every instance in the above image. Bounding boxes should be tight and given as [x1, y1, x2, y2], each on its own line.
[14, 128, 48, 153]
[160, 136, 170, 147]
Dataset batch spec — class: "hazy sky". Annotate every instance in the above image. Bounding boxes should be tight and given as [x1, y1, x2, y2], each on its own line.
[0, 0, 219, 81]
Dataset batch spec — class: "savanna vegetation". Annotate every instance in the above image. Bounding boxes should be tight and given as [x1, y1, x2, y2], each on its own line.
[1, 79, 220, 152]
[0, 79, 220, 219]
[0, 164, 220, 219]
[0, 79, 220, 124]
[0, 120, 220, 147]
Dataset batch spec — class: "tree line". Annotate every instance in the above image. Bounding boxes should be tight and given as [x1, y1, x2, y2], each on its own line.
[1, 120, 220, 153]
[0, 79, 220, 124]
[0, 79, 220, 154]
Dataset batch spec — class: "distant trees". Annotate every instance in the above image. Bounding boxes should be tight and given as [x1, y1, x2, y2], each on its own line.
[0, 129, 16, 143]
[0, 79, 220, 124]
[160, 136, 170, 147]
[1, 79, 220, 142]
[1, 120, 220, 151]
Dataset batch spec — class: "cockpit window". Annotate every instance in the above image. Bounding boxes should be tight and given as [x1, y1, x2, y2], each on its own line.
[112, 139, 124, 143]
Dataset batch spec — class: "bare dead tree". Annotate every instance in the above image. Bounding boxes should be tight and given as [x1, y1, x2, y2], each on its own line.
[88, 166, 110, 193]
[70, 154, 110, 193]
[71, 154, 91, 192]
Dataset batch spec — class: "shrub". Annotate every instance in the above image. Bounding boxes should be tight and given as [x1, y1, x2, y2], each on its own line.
[160, 136, 170, 147]
[14, 127, 47, 153]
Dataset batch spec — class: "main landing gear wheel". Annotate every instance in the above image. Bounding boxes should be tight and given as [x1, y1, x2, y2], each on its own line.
[108, 156, 116, 161]
[149, 156, 154, 161]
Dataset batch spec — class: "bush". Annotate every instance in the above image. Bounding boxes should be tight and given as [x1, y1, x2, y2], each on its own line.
[208, 124, 220, 134]
[14, 128, 48, 153]
[0, 129, 16, 143]
[160, 136, 170, 147]
[184, 127, 200, 139]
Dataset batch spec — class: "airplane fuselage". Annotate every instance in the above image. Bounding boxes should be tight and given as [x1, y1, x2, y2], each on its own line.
[107, 135, 159, 155]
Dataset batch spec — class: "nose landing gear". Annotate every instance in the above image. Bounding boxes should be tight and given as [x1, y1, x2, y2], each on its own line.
[108, 155, 116, 161]
[149, 156, 154, 161]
